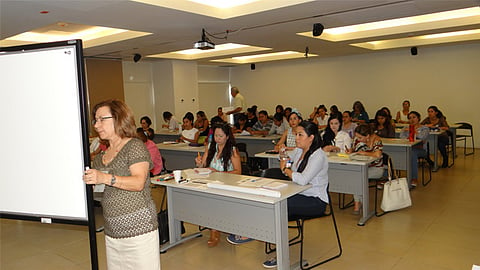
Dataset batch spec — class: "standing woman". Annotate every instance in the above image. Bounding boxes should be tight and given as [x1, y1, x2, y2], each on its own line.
[83, 99, 160, 270]
[262, 121, 329, 268]
[347, 124, 383, 214]
[195, 122, 241, 247]
[396, 100, 411, 124]
[322, 113, 352, 153]
[275, 110, 302, 151]
[421, 105, 450, 168]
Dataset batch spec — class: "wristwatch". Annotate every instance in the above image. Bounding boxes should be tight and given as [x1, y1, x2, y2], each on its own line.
[110, 174, 117, 186]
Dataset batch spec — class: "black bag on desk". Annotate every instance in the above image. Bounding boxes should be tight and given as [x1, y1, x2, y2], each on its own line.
[158, 190, 185, 244]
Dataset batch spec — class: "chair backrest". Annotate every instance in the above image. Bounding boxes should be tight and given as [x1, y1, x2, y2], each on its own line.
[256, 168, 290, 180]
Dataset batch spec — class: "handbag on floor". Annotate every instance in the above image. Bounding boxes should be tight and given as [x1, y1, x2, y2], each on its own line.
[381, 157, 412, 212]
[158, 188, 185, 244]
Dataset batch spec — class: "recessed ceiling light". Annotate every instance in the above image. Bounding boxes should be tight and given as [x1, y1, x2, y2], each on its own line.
[211, 51, 317, 64]
[189, 0, 258, 9]
[297, 7, 480, 41]
[350, 29, 480, 50]
[0, 22, 152, 48]
[130, 0, 313, 19]
[148, 43, 271, 60]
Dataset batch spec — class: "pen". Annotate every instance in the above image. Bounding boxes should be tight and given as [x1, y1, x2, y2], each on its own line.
[178, 179, 188, 184]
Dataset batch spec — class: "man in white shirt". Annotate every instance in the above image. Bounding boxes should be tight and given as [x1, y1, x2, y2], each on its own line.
[226, 86, 246, 124]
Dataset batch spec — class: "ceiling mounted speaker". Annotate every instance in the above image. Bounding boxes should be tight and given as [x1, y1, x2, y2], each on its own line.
[133, 53, 142, 62]
[313, 23, 324, 37]
[410, 47, 418, 56]
[250, 63, 256, 70]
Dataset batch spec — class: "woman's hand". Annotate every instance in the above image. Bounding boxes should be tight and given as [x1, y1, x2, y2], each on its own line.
[195, 154, 203, 167]
[83, 168, 107, 185]
[274, 143, 285, 151]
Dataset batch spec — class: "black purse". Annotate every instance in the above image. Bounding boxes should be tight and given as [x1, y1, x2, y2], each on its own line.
[157, 188, 185, 244]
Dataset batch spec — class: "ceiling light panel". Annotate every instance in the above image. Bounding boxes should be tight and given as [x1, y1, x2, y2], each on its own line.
[130, 0, 314, 19]
[147, 43, 271, 60]
[351, 29, 480, 50]
[211, 51, 317, 64]
[0, 22, 151, 48]
[297, 7, 480, 41]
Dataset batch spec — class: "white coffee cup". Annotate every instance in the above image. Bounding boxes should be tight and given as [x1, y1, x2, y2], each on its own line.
[173, 170, 182, 182]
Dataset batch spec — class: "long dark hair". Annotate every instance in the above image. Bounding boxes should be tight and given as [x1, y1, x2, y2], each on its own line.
[372, 109, 394, 136]
[206, 122, 236, 171]
[428, 105, 445, 119]
[297, 121, 323, 173]
[322, 113, 343, 147]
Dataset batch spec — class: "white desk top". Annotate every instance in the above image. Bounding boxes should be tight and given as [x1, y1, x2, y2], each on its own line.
[152, 171, 310, 204]
[254, 151, 376, 165]
[234, 134, 281, 141]
[156, 142, 206, 152]
[382, 138, 422, 147]
[156, 128, 180, 135]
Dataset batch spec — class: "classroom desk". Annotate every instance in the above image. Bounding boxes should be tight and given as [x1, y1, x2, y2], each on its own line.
[234, 134, 280, 156]
[153, 129, 180, 143]
[381, 138, 421, 184]
[152, 172, 310, 270]
[157, 142, 205, 170]
[255, 152, 376, 226]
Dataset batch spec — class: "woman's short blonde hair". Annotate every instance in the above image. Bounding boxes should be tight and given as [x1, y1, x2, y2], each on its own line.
[92, 99, 137, 138]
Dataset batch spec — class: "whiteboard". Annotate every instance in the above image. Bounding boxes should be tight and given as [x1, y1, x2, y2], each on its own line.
[0, 40, 89, 222]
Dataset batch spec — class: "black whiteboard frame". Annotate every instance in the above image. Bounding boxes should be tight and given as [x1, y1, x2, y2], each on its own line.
[0, 39, 98, 269]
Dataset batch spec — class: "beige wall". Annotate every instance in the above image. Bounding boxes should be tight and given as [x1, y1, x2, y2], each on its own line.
[230, 43, 480, 147]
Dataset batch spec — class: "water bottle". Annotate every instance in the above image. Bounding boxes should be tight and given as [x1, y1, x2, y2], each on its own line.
[279, 147, 292, 169]
[408, 124, 415, 142]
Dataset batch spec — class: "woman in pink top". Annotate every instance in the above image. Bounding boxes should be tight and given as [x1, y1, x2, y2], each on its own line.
[137, 130, 163, 176]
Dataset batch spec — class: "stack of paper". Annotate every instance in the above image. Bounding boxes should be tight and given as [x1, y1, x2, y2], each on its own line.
[207, 183, 281, 198]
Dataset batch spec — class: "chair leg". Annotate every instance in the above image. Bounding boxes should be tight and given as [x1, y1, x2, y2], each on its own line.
[421, 158, 432, 186]
[374, 180, 387, 217]
[299, 200, 342, 270]
[338, 193, 354, 209]
[264, 220, 303, 254]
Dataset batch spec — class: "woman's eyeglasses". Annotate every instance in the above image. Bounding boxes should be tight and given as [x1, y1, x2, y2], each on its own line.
[92, 116, 113, 125]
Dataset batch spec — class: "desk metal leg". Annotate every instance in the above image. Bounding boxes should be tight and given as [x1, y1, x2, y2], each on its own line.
[161, 187, 203, 253]
[275, 200, 290, 270]
[358, 165, 374, 226]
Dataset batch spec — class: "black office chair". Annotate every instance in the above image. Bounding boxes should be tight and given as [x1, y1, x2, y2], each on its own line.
[255, 168, 289, 180]
[418, 142, 432, 186]
[455, 122, 474, 156]
[265, 190, 342, 269]
[236, 143, 254, 175]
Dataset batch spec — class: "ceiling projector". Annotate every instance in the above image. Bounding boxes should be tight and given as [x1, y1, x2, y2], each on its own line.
[194, 40, 215, 50]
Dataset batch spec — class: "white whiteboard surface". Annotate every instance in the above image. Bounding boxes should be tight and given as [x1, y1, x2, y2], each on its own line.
[0, 42, 88, 221]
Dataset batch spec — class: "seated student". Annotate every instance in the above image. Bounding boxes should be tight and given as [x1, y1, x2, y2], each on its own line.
[195, 122, 241, 247]
[248, 110, 273, 136]
[178, 112, 199, 143]
[269, 112, 288, 135]
[371, 109, 395, 138]
[341, 110, 358, 139]
[233, 114, 248, 133]
[381, 106, 396, 127]
[310, 104, 328, 129]
[400, 111, 431, 187]
[352, 100, 370, 123]
[284, 107, 292, 121]
[346, 124, 383, 214]
[275, 104, 284, 115]
[245, 106, 258, 129]
[396, 100, 411, 124]
[204, 116, 225, 145]
[137, 130, 163, 176]
[216, 107, 228, 122]
[330, 105, 340, 117]
[421, 105, 450, 168]
[275, 110, 302, 151]
[162, 111, 179, 131]
[322, 114, 352, 153]
[137, 116, 155, 140]
[194, 111, 210, 136]
[229, 121, 329, 270]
